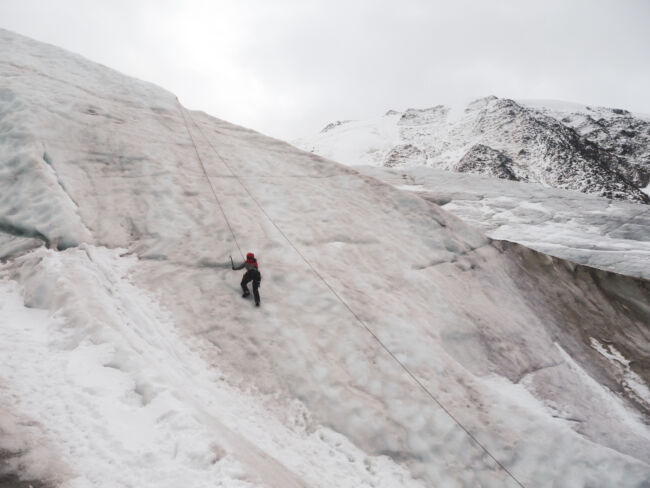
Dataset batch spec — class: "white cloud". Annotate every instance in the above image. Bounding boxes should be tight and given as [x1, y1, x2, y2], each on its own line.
[1, 0, 649, 139]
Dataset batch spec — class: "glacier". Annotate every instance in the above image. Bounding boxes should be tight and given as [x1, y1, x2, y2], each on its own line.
[361, 166, 650, 281]
[1, 29, 650, 488]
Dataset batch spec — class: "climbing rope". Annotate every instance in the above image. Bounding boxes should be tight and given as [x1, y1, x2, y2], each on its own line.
[180, 106, 527, 488]
[176, 99, 244, 259]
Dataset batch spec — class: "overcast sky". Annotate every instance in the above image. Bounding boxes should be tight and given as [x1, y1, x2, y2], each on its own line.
[1, 0, 649, 140]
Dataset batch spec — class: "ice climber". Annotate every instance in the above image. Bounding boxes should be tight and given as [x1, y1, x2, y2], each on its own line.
[231, 252, 261, 306]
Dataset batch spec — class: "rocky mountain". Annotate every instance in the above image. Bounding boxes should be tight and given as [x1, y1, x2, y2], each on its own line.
[295, 96, 650, 203]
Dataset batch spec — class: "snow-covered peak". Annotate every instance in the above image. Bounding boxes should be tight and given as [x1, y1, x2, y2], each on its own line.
[296, 96, 650, 203]
[518, 98, 650, 120]
[397, 105, 448, 125]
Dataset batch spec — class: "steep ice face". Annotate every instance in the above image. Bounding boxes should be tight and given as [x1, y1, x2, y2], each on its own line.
[0, 87, 92, 249]
[1, 28, 650, 488]
[295, 96, 650, 203]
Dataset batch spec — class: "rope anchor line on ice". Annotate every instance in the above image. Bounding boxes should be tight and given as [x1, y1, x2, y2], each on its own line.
[177, 98, 244, 260]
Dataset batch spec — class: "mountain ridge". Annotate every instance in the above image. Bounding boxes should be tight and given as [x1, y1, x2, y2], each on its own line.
[295, 96, 650, 203]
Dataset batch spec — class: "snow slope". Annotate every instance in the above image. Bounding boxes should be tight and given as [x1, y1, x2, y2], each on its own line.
[362, 166, 650, 281]
[1, 29, 650, 488]
[295, 98, 650, 203]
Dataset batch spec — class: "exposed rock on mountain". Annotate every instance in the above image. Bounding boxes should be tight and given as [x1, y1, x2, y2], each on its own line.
[296, 96, 650, 203]
[383, 143, 426, 167]
[525, 100, 650, 192]
[454, 144, 518, 180]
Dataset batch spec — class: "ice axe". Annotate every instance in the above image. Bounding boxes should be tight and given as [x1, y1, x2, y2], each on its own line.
[229, 255, 234, 269]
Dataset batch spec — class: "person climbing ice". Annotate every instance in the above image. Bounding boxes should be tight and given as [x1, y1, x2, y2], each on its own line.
[231, 252, 261, 307]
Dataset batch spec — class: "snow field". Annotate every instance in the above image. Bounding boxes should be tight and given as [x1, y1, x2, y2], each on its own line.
[293, 112, 401, 167]
[0, 245, 427, 488]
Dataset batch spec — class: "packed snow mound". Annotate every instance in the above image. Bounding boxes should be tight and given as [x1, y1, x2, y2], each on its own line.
[1, 28, 650, 488]
[295, 96, 650, 203]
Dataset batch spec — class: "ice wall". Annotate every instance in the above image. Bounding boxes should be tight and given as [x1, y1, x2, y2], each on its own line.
[1, 28, 649, 488]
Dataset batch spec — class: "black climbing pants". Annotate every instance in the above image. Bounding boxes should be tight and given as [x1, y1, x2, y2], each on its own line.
[241, 269, 261, 304]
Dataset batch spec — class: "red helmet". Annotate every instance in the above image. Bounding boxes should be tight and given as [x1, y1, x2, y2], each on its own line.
[246, 252, 255, 259]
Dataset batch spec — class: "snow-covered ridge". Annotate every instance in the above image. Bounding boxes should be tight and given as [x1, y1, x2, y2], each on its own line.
[295, 96, 650, 203]
[1, 28, 650, 488]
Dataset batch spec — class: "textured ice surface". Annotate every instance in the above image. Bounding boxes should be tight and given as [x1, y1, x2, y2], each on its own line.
[1, 28, 650, 488]
[0, 247, 425, 488]
[363, 166, 650, 280]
